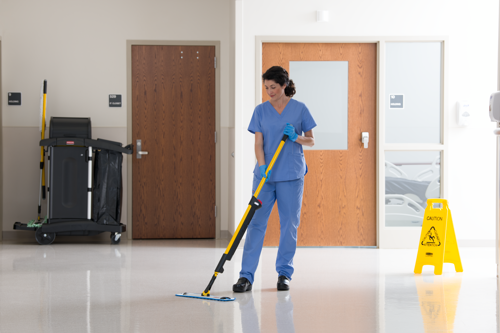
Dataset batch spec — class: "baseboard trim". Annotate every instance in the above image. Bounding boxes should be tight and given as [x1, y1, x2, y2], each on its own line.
[457, 239, 495, 247]
[3, 231, 489, 248]
[220, 230, 232, 239]
[2, 231, 128, 244]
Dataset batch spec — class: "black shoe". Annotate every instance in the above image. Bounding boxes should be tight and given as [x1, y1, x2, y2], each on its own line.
[233, 277, 252, 292]
[277, 275, 290, 291]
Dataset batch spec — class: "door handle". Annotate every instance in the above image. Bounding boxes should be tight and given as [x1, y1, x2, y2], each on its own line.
[136, 139, 149, 159]
[361, 132, 369, 149]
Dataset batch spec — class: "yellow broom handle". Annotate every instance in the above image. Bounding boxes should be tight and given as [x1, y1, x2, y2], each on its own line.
[40, 92, 47, 162]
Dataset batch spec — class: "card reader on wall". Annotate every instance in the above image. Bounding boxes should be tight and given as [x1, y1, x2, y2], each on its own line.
[490, 92, 500, 122]
[457, 101, 470, 126]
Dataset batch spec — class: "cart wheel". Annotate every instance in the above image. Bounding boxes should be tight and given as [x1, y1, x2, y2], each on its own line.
[35, 232, 56, 245]
[110, 233, 121, 245]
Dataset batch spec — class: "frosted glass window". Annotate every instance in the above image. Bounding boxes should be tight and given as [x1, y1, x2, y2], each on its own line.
[385, 43, 442, 144]
[290, 61, 348, 150]
[385, 151, 441, 227]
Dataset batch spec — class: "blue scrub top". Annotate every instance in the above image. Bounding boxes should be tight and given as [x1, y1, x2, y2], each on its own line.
[248, 99, 317, 182]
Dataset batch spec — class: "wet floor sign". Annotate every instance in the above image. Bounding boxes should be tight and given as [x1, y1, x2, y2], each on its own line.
[414, 199, 463, 275]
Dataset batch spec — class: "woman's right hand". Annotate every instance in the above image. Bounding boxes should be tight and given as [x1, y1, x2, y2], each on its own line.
[259, 165, 272, 183]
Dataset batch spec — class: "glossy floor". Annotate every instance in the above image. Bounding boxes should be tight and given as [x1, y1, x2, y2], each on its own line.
[0, 239, 497, 333]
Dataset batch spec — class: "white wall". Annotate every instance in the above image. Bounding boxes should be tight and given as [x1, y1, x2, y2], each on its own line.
[228, 0, 237, 235]
[235, 0, 499, 242]
[0, 0, 234, 235]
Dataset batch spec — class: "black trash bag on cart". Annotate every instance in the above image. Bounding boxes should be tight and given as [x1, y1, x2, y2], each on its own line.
[92, 145, 123, 226]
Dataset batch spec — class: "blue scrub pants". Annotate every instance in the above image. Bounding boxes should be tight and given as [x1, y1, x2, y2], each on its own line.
[239, 176, 304, 284]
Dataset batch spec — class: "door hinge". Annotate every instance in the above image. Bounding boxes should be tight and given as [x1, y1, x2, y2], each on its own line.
[214, 57, 217, 69]
[215, 206, 217, 217]
[215, 131, 217, 143]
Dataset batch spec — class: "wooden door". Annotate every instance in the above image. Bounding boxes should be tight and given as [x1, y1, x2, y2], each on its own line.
[262, 43, 377, 246]
[132, 45, 216, 239]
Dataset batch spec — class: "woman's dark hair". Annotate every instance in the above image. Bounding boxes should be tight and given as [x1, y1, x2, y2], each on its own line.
[262, 66, 296, 97]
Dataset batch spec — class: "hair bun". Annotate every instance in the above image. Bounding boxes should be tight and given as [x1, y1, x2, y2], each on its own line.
[284, 79, 296, 98]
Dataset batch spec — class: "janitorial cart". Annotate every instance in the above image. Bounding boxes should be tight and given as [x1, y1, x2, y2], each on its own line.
[13, 117, 133, 245]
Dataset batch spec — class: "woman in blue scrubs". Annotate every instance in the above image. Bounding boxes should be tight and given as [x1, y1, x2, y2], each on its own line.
[233, 66, 316, 292]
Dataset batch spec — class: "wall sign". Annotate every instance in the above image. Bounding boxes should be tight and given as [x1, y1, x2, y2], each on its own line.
[8, 92, 21, 105]
[109, 94, 122, 107]
[389, 94, 404, 109]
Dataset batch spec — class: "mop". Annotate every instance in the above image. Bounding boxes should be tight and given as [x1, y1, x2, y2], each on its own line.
[176, 134, 288, 301]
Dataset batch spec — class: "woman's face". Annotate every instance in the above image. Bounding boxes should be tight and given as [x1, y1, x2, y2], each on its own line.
[264, 80, 285, 101]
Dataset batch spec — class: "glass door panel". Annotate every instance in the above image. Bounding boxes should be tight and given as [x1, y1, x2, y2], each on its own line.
[385, 42, 442, 144]
[385, 151, 441, 227]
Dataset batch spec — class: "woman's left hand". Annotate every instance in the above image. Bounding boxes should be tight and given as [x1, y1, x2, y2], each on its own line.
[284, 123, 298, 142]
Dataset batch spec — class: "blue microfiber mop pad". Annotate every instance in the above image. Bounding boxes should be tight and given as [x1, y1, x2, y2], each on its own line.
[175, 293, 235, 302]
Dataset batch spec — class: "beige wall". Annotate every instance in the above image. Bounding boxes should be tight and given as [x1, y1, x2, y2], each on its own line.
[0, 0, 234, 238]
[0, 40, 2, 241]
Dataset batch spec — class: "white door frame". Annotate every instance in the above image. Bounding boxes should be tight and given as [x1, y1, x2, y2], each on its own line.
[126, 40, 221, 240]
[255, 36, 449, 249]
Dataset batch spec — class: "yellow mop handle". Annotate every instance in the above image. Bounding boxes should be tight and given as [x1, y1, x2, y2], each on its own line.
[201, 134, 289, 296]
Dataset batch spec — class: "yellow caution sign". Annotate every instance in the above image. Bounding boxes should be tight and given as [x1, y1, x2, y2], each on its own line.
[414, 199, 463, 275]
[415, 274, 462, 332]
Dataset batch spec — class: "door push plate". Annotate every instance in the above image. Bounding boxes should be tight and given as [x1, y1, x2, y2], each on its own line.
[136, 139, 149, 159]
[361, 132, 369, 149]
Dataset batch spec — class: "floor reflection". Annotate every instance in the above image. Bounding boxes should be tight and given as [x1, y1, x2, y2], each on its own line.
[237, 292, 295, 333]
[498, 278, 500, 333]
[385, 272, 464, 333]
[11, 246, 125, 333]
[414, 274, 462, 332]
[0, 242, 496, 332]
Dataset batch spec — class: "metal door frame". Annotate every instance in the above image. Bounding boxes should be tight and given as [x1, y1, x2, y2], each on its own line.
[126, 40, 221, 240]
